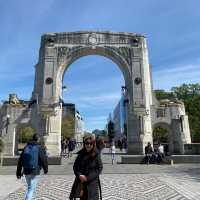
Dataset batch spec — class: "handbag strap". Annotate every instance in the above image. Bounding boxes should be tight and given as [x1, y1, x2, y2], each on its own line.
[98, 176, 102, 200]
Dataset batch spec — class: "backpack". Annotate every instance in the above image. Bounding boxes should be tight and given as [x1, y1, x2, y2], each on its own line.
[22, 144, 39, 169]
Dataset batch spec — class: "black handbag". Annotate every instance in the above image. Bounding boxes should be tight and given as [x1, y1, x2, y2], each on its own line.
[73, 182, 85, 198]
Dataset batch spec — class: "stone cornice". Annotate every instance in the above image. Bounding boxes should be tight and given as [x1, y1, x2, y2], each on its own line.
[41, 31, 143, 47]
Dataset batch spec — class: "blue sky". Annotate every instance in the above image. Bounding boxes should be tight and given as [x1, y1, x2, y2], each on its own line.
[0, 0, 200, 131]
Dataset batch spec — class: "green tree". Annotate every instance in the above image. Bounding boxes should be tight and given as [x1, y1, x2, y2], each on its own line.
[155, 90, 174, 100]
[107, 120, 115, 141]
[171, 83, 200, 101]
[92, 129, 107, 136]
[101, 130, 107, 136]
[171, 83, 200, 142]
[18, 126, 34, 143]
[61, 116, 75, 139]
[153, 126, 168, 143]
[154, 84, 200, 142]
[185, 95, 200, 142]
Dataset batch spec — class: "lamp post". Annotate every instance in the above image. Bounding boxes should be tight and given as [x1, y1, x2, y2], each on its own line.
[62, 85, 67, 91]
[6, 114, 10, 134]
[61, 85, 67, 106]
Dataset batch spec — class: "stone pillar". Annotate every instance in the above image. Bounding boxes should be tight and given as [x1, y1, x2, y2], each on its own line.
[127, 37, 153, 155]
[171, 119, 184, 154]
[43, 108, 62, 156]
[3, 128, 16, 156]
[181, 115, 191, 144]
[31, 40, 62, 156]
[2, 105, 16, 156]
[127, 111, 143, 154]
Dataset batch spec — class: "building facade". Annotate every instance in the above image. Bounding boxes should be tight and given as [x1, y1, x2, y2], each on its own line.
[0, 96, 84, 156]
[62, 103, 84, 143]
[0, 94, 31, 156]
[112, 89, 127, 138]
[111, 89, 191, 154]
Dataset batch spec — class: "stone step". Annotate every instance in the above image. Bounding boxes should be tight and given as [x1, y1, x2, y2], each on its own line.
[1, 156, 61, 166]
[121, 155, 200, 164]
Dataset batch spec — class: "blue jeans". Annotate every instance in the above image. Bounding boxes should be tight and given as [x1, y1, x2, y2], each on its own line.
[25, 175, 38, 200]
[111, 153, 115, 164]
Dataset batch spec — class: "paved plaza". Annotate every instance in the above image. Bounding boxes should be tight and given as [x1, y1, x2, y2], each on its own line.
[1, 153, 200, 200]
[2, 173, 200, 200]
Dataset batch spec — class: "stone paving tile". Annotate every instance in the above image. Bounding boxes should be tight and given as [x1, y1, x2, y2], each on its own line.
[4, 174, 199, 200]
[158, 174, 200, 199]
[2, 154, 200, 199]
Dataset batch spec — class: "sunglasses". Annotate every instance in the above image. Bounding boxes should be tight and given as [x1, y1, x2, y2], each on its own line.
[85, 142, 93, 146]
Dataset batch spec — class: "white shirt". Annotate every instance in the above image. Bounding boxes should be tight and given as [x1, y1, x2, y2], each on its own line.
[158, 145, 164, 154]
[111, 145, 116, 154]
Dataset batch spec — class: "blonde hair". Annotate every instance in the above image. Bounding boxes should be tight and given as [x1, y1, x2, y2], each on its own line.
[83, 133, 97, 157]
[83, 133, 95, 142]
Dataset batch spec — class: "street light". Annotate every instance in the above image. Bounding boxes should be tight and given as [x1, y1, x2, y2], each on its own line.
[62, 85, 67, 91]
[60, 85, 67, 105]
[6, 114, 10, 134]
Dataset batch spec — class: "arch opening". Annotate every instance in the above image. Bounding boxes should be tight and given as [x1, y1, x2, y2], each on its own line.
[61, 55, 126, 142]
[56, 46, 132, 103]
[153, 123, 172, 155]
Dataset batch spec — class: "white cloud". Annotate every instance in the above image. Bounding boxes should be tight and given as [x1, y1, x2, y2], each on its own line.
[153, 63, 200, 90]
[153, 64, 199, 74]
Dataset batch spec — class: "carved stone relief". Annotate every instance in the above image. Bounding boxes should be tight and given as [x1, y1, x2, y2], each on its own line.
[105, 46, 132, 66]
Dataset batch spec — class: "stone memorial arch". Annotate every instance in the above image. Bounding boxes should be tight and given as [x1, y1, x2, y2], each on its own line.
[31, 31, 154, 156]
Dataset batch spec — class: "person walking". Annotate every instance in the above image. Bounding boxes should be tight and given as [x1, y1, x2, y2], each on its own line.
[117, 139, 123, 152]
[68, 138, 75, 158]
[96, 136, 105, 156]
[61, 138, 65, 157]
[64, 139, 69, 158]
[69, 134, 103, 200]
[157, 142, 165, 163]
[16, 134, 48, 200]
[110, 142, 116, 165]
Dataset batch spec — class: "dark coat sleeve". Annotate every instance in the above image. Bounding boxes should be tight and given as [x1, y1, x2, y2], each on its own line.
[86, 153, 103, 183]
[73, 153, 82, 178]
[38, 146, 48, 174]
[16, 150, 24, 177]
[145, 146, 147, 155]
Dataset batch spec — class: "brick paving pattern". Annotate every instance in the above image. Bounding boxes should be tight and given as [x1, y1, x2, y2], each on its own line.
[2, 153, 200, 199]
[5, 174, 200, 200]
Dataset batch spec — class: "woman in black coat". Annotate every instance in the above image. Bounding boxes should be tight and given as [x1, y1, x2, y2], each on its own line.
[69, 134, 103, 200]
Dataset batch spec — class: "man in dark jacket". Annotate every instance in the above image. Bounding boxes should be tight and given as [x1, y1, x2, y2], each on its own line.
[144, 142, 153, 164]
[16, 134, 48, 200]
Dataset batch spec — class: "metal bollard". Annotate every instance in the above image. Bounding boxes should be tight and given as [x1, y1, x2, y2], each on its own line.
[170, 159, 174, 165]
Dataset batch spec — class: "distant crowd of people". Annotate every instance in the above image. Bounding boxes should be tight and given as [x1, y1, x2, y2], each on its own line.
[116, 137, 127, 152]
[61, 138, 76, 158]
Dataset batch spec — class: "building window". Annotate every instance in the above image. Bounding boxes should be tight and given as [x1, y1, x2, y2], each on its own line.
[156, 109, 165, 118]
